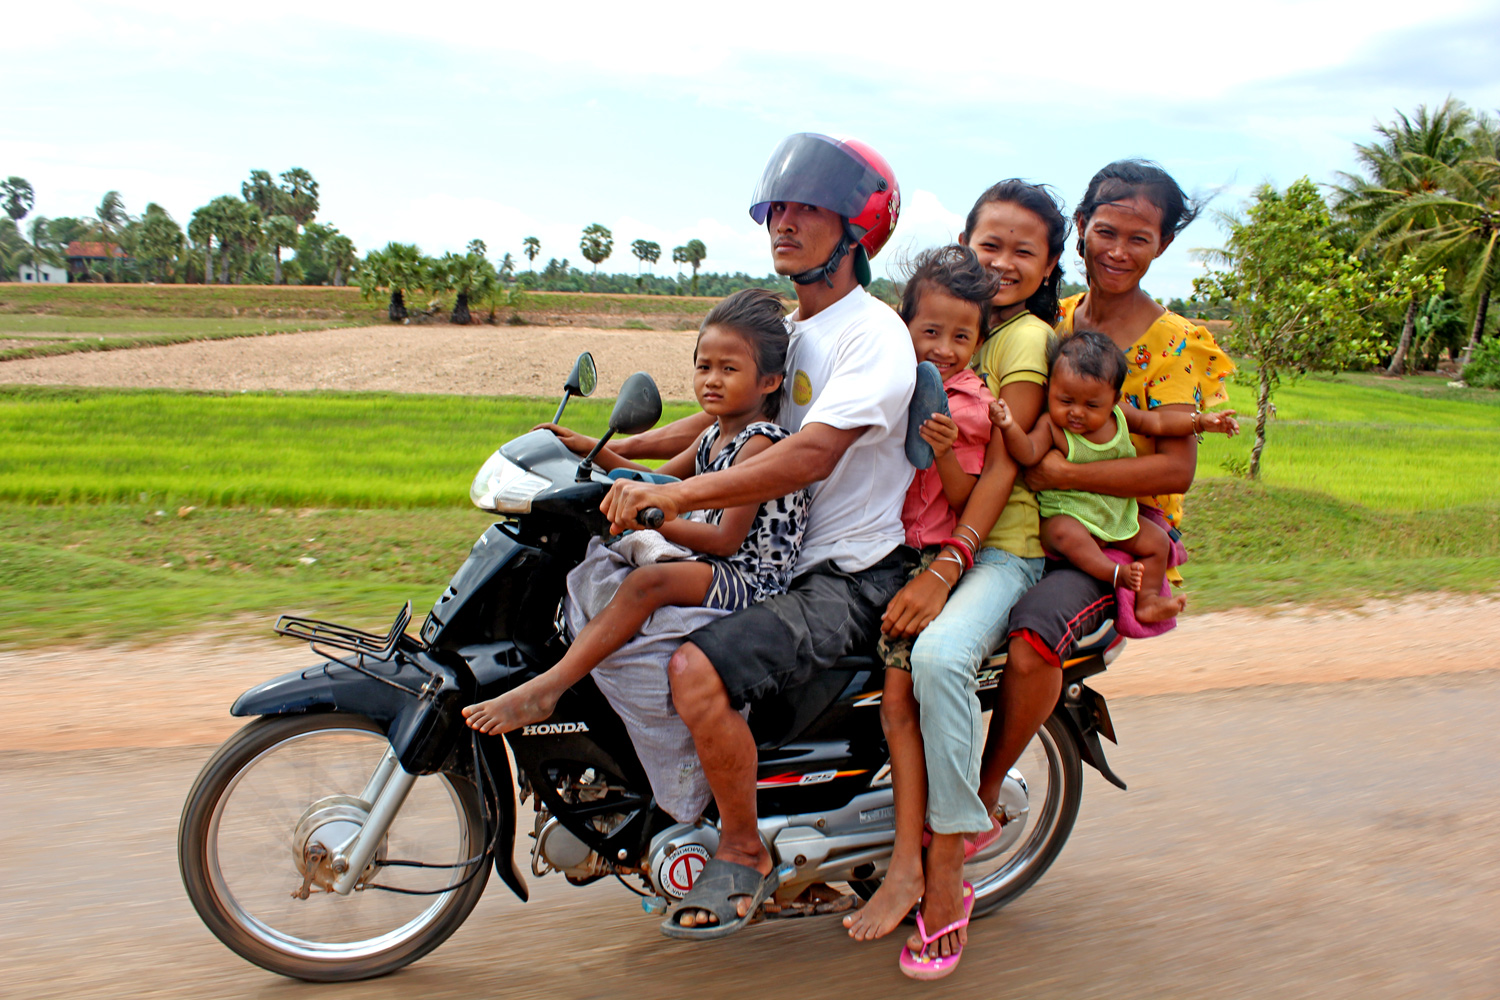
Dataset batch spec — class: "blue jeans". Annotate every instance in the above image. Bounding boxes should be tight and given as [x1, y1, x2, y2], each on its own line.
[910, 548, 1044, 834]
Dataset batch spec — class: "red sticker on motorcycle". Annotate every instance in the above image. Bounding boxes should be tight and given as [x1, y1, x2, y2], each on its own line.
[660, 844, 710, 898]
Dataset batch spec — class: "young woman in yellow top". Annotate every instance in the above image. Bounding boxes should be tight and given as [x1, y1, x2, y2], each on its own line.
[979, 160, 1235, 832]
[845, 180, 1067, 976]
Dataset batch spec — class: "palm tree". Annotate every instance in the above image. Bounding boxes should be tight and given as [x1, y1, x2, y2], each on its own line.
[2, 177, 34, 229]
[1333, 99, 1475, 375]
[359, 242, 427, 321]
[579, 223, 613, 275]
[136, 204, 183, 282]
[278, 168, 319, 231]
[264, 215, 298, 284]
[326, 234, 357, 287]
[95, 191, 130, 281]
[522, 236, 541, 271]
[436, 251, 498, 324]
[241, 170, 283, 218]
[467, 239, 487, 257]
[498, 252, 516, 282]
[188, 204, 219, 284]
[1370, 152, 1500, 368]
[683, 239, 707, 294]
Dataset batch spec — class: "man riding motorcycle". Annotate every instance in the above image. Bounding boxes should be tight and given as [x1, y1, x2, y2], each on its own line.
[606, 132, 914, 938]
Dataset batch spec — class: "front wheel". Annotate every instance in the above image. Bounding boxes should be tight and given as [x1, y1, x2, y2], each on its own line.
[178, 714, 492, 982]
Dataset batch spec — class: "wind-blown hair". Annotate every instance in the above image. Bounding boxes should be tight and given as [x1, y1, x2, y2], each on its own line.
[1048, 329, 1127, 395]
[699, 288, 791, 418]
[897, 244, 1000, 334]
[962, 179, 1070, 324]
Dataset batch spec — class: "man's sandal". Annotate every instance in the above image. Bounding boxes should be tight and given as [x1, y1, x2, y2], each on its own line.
[898, 881, 976, 981]
[659, 859, 783, 941]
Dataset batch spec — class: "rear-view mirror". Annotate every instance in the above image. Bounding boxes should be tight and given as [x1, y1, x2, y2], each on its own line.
[565, 353, 597, 398]
[608, 372, 662, 437]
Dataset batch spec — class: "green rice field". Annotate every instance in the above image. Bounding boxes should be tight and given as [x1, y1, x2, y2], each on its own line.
[0, 373, 1495, 645]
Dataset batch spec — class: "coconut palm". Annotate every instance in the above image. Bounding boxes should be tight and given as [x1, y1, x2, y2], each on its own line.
[522, 236, 541, 270]
[1369, 152, 1500, 368]
[188, 204, 219, 284]
[1333, 99, 1477, 374]
[2, 177, 34, 228]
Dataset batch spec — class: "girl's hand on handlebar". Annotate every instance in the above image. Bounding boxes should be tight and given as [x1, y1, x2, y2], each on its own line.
[533, 422, 597, 456]
[880, 567, 951, 639]
[601, 479, 680, 535]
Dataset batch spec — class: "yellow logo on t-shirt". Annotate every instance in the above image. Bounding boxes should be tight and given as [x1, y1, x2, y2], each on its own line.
[793, 370, 812, 406]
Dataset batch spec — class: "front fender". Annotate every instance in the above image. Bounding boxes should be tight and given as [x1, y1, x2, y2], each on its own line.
[232, 656, 530, 903]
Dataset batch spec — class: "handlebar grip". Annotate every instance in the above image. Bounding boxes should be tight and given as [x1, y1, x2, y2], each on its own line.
[637, 507, 665, 530]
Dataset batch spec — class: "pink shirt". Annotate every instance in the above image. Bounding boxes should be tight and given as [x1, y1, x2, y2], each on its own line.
[901, 368, 995, 548]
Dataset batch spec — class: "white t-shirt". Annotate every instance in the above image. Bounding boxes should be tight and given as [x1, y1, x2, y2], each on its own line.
[780, 285, 915, 573]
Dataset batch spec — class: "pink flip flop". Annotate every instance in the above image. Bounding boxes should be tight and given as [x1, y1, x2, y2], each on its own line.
[921, 814, 1004, 860]
[898, 881, 975, 981]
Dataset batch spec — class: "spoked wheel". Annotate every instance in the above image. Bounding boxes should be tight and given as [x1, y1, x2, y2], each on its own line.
[178, 714, 491, 982]
[964, 711, 1081, 917]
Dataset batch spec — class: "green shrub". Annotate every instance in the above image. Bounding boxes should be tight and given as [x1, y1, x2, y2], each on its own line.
[1462, 337, 1500, 389]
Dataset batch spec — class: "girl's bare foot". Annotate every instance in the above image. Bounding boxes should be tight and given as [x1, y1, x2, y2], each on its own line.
[462, 679, 560, 734]
[843, 862, 923, 940]
[1135, 592, 1186, 624]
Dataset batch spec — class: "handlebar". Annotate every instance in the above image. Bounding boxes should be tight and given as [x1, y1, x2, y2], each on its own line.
[637, 507, 665, 529]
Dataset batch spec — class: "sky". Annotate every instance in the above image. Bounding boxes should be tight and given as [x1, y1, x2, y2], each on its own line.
[5, 0, 1500, 298]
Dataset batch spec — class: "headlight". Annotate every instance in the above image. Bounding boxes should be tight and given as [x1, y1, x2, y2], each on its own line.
[470, 451, 551, 512]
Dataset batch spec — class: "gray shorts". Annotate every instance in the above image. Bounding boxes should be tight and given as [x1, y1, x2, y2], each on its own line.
[687, 549, 911, 709]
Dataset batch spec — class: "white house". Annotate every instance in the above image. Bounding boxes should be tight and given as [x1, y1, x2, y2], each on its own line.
[19, 262, 69, 283]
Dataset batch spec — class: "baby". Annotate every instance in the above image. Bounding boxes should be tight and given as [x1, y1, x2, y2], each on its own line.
[991, 330, 1236, 622]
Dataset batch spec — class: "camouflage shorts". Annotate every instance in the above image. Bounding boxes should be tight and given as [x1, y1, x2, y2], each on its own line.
[876, 547, 940, 672]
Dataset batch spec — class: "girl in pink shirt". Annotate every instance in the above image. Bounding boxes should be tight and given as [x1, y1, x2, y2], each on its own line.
[853, 245, 999, 958]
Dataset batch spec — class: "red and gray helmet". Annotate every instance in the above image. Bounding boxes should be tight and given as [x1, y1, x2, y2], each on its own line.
[749, 133, 900, 286]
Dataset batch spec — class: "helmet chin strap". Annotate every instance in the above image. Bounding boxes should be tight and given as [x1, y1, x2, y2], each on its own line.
[789, 236, 851, 287]
[790, 220, 863, 287]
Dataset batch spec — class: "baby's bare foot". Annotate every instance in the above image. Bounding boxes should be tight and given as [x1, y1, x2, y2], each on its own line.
[844, 865, 923, 941]
[461, 680, 559, 735]
[1135, 592, 1186, 624]
[1119, 561, 1144, 592]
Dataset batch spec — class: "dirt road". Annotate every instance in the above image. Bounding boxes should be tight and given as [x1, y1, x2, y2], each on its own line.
[3, 597, 1499, 998]
[0, 324, 705, 399]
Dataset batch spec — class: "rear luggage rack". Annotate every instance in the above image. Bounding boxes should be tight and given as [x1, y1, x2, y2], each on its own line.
[275, 602, 412, 661]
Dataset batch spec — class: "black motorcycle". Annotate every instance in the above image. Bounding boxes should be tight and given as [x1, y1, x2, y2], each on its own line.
[177, 353, 1128, 982]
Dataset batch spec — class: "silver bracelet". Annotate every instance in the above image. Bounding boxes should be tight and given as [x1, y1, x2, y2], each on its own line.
[923, 567, 953, 592]
[954, 523, 983, 550]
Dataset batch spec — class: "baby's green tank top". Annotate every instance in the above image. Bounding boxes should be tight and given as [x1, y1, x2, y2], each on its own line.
[1036, 405, 1139, 542]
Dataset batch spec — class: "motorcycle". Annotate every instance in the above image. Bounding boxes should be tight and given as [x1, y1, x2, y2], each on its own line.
[177, 353, 1129, 982]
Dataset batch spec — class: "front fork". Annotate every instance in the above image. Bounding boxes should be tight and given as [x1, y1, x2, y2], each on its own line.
[329, 748, 418, 895]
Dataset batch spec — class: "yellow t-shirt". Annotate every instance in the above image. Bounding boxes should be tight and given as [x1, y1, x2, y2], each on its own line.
[1056, 294, 1235, 529]
[973, 310, 1051, 559]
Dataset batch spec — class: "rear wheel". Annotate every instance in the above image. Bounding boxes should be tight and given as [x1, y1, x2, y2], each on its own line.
[178, 714, 491, 982]
[965, 711, 1082, 916]
[848, 710, 1082, 916]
